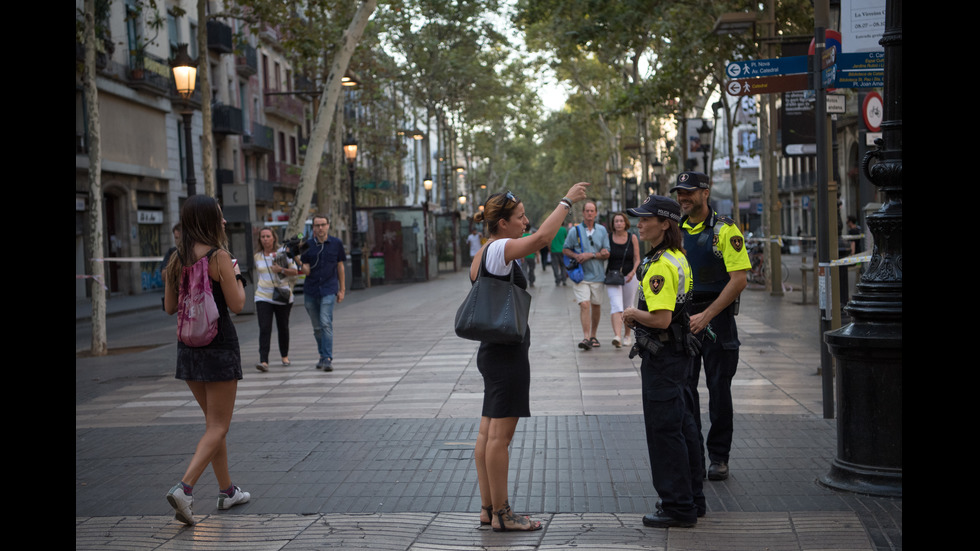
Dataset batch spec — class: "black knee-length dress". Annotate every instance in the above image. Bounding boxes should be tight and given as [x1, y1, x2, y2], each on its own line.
[475, 246, 531, 418]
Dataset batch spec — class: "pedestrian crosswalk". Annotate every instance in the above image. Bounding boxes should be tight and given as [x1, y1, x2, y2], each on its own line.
[76, 273, 823, 429]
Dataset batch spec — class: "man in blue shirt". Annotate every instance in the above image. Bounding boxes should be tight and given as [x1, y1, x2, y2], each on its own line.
[298, 214, 346, 371]
[563, 201, 610, 350]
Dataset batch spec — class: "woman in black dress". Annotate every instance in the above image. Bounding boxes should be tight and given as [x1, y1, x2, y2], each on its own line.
[163, 195, 249, 525]
[470, 182, 589, 531]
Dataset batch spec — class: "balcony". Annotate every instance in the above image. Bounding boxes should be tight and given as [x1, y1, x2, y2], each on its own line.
[216, 168, 235, 186]
[269, 161, 301, 188]
[127, 52, 171, 96]
[264, 92, 304, 123]
[212, 104, 244, 135]
[207, 21, 233, 54]
[254, 178, 275, 202]
[235, 43, 257, 76]
[243, 122, 274, 152]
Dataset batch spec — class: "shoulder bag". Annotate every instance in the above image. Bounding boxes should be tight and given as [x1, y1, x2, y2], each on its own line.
[455, 244, 531, 344]
[263, 253, 292, 303]
[562, 226, 586, 283]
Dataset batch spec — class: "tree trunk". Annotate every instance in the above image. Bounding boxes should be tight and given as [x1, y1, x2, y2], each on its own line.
[84, 0, 107, 356]
[287, 0, 377, 239]
[199, 0, 214, 197]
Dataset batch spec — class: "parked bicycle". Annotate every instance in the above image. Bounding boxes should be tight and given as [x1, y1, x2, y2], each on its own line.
[747, 236, 788, 287]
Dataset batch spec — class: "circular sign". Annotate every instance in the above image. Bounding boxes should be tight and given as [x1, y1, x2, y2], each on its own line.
[727, 81, 743, 96]
[862, 92, 883, 132]
[727, 63, 742, 78]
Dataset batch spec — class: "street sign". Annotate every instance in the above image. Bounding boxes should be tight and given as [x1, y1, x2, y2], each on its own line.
[726, 74, 809, 96]
[834, 52, 884, 88]
[835, 70, 884, 88]
[725, 55, 808, 79]
[827, 94, 846, 114]
[837, 52, 884, 71]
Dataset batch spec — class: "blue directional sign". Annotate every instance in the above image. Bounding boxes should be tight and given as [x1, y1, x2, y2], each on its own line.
[834, 52, 885, 88]
[726, 55, 809, 79]
[837, 52, 885, 71]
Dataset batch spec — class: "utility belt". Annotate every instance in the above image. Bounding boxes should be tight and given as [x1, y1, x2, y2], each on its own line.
[629, 322, 701, 360]
[690, 292, 740, 316]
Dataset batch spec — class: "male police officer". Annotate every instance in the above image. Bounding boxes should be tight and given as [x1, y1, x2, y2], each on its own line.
[670, 172, 750, 481]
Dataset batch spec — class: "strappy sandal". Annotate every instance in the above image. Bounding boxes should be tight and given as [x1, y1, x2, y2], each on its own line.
[480, 504, 493, 526]
[492, 502, 543, 532]
[590, 337, 601, 348]
[578, 339, 592, 350]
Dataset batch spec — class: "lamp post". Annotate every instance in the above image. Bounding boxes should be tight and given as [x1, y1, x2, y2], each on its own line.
[171, 44, 198, 196]
[822, 0, 902, 498]
[343, 133, 364, 290]
[423, 175, 433, 204]
[697, 119, 712, 176]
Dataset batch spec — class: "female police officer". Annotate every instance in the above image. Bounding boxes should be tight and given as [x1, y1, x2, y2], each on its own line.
[622, 195, 705, 528]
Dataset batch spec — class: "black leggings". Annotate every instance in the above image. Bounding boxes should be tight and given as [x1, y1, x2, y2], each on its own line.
[256, 301, 292, 363]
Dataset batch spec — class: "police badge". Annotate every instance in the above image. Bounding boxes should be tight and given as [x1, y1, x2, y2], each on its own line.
[650, 275, 665, 294]
[730, 235, 744, 252]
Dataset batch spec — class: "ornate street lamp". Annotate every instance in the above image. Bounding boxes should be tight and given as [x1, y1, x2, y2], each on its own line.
[170, 44, 198, 196]
[697, 119, 713, 175]
[343, 133, 364, 290]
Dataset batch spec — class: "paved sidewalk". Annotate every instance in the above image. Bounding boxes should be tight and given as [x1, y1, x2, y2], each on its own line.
[76, 255, 901, 550]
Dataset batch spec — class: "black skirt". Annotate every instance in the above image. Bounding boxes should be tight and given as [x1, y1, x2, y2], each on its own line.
[477, 326, 531, 418]
[175, 277, 243, 382]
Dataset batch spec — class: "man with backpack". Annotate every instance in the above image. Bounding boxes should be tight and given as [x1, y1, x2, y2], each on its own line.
[298, 214, 346, 372]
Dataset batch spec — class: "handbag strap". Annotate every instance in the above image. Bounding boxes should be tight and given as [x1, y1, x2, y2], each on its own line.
[478, 240, 518, 283]
[261, 252, 285, 285]
[610, 233, 629, 275]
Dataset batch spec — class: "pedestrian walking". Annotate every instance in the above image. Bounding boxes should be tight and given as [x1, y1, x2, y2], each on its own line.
[622, 194, 704, 528]
[605, 212, 641, 349]
[253, 227, 300, 372]
[470, 182, 589, 532]
[671, 172, 750, 481]
[550, 222, 569, 286]
[563, 201, 610, 350]
[162, 195, 250, 525]
[298, 215, 346, 372]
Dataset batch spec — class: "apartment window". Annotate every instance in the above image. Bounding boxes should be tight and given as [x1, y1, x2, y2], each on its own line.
[289, 136, 297, 165]
[167, 10, 180, 56]
[262, 53, 269, 91]
[286, 69, 292, 92]
[278, 131, 286, 162]
[274, 62, 281, 91]
[189, 22, 198, 57]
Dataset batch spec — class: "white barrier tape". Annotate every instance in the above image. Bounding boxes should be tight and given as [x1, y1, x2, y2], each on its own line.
[819, 254, 872, 267]
[91, 257, 164, 263]
[76, 274, 109, 290]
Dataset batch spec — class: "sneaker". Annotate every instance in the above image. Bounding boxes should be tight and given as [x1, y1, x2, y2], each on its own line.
[322, 358, 333, 372]
[166, 483, 195, 526]
[623, 335, 632, 347]
[612, 335, 622, 348]
[217, 486, 251, 510]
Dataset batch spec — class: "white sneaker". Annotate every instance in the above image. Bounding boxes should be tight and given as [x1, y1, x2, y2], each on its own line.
[217, 486, 251, 510]
[622, 335, 632, 347]
[167, 484, 195, 525]
[612, 335, 622, 348]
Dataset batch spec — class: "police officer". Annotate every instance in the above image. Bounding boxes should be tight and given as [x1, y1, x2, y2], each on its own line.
[623, 195, 704, 528]
[670, 172, 750, 481]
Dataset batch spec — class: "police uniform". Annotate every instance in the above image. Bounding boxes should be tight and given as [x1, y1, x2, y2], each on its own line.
[627, 195, 705, 527]
[672, 172, 751, 479]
